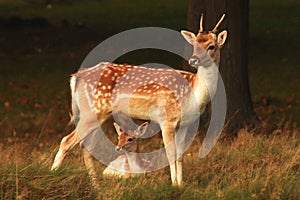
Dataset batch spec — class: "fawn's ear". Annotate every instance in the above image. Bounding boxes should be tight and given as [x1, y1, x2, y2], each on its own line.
[113, 122, 123, 136]
[136, 122, 149, 137]
[181, 30, 196, 45]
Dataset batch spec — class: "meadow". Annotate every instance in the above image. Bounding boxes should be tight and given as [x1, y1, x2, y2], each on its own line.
[0, 0, 299, 199]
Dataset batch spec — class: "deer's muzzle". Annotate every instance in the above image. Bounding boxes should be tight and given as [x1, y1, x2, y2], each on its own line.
[189, 56, 200, 67]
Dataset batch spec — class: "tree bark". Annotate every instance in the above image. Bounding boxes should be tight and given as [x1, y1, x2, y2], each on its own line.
[187, 0, 256, 133]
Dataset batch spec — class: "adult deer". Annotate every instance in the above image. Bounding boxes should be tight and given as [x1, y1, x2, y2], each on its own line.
[103, 121, 152, 177]
[51, 14, 227, 187]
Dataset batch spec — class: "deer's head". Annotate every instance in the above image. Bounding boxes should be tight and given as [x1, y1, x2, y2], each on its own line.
[114, 122, 149, 153]
[181, 14, 227, 68]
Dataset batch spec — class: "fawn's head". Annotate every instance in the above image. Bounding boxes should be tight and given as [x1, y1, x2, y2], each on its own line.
[114, 122, 149, 153]
[181, 14, 227, 68]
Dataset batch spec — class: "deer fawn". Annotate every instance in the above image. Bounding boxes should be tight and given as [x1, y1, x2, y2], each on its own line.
[103, 121, 153, 177]
[51, 14, 227, 187]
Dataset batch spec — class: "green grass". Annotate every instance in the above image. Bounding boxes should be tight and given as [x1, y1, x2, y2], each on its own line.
[0, 0, 299, 199]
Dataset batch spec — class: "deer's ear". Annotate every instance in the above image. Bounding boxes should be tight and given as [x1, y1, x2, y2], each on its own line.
[136, 122, 149, 137]
[113, 122, 122, 136]
[181, 30, 196, 45]
[217, 30, 227, 47]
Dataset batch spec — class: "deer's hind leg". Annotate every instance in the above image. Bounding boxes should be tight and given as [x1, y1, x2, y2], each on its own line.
[78, 114, 112, 189]
[51, 129, 80, 170]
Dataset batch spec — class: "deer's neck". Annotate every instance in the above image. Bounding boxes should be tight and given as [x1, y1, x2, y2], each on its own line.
[190, 63, 219, 111]
[125, 151, 144, 173]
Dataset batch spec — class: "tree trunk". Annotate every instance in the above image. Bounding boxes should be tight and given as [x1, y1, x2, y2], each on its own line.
[187, 0, 256, 133]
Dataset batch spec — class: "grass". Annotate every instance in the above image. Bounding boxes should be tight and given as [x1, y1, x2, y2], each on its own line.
[0, 0, 299, 199]
[0, 128, 299, 199]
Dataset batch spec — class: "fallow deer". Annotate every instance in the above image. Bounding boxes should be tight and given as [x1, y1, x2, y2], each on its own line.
[103, 121, 152, 177]
[51, 14, 227, 187]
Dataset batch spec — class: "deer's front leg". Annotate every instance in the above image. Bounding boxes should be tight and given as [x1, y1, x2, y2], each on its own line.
[175, 126, 189, 186]
[161, 122, 177, 186]
[51, 129, 79, 170]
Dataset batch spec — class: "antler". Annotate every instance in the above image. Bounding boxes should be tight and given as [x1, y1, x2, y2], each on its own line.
[199, 13, 204, 33]
[211, 14, 225, 33]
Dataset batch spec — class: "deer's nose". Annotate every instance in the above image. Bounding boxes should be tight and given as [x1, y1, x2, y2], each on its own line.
[189, 56, 200, 67]
[115, 146, 122, 152]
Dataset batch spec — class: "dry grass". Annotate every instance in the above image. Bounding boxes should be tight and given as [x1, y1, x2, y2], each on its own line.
[0, 124, 299, 199]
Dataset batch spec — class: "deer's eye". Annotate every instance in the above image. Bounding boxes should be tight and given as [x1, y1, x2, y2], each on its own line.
[127, 138, 133, 142]
[208, 45, 215, 50]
